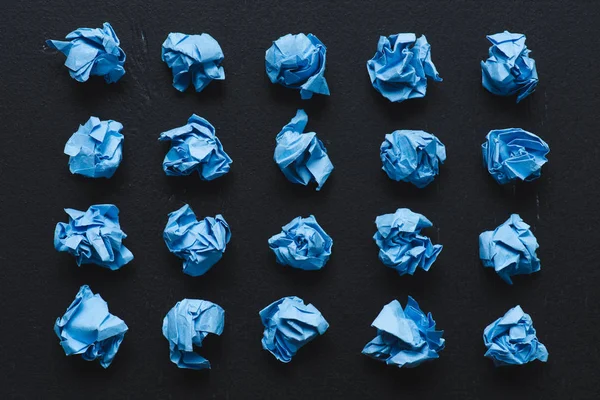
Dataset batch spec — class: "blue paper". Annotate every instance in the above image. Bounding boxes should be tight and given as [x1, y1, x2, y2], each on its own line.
[362, 297, 445, 368]
[274, 109, 333, 190]
[161, 32, 225, 92]
[366, 33, 442, 103]
[54, 204, 133, 270]
[484, 305, 548, 366]
[54, 285, 128, 368]
[268, 215, 332, 270]
[46, 22, 126, 84]
[265, 33, 330, 100]
[380, 130, 446, 188]
[64, 116, 124, 178]
[481, 31, 538, 103]
[373, 208, 442, 276]
[482, 128, 549, 184]
[159, 114, 232, 181]
[259, 296, 329, 363]
[479, 214, 540, 284]
[163, 204, 231, 277]
[162, 299, 225, 370]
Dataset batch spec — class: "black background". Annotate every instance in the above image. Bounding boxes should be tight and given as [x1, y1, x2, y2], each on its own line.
[2, 1, 598, 399]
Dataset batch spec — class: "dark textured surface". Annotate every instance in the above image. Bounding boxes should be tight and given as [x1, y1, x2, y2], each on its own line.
[1, 1, 599, 399]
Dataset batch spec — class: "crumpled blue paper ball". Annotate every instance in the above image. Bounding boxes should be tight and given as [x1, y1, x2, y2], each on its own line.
[380, 130, 446, 188]
[163, 204, 231, 277]
[64, 116, 124, 178]
[260, 296, 329, 363]
[481, 31, 538, 103]
[268, 215, 332, 270]
[54, 204, 133, 270]
[54, 285, 128, 368]
[274, 109, 333, 191]
[161, 32, 225, 92]
[362, 297, 445, 368]
[484, 305, 549, 367]
[479, 214, 540, 284]
[373, 208, 443, 276]
[367, 33, 442, 103]
[159, 114, 232, 181]
[482, 128, 549, 184]
[46, 22, 126, 84]
[162, 299, 225, 370]
[265, 33, 330, 100]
